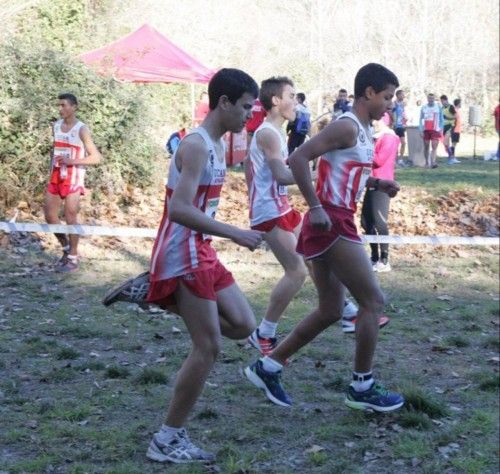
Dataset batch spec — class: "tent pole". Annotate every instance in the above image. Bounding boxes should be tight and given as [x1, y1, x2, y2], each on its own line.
[191, 83, 195, 127]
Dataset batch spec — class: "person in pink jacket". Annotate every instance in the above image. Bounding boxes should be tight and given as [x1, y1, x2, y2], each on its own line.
[361, 119, 399, 272]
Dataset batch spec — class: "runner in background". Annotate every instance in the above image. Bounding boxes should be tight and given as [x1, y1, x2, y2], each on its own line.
[420, 93, 443, 168]
[44, 93, 101, 272]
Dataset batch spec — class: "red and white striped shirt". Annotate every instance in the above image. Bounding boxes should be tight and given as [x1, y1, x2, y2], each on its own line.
[247, 121, 291, 226]
[50, 119, 86, 188]
[150, 127, 226, 281]
[315, 112, 374, 211]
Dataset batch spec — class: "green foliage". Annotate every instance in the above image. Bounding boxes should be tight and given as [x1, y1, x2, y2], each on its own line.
[0, 39, 160, 208]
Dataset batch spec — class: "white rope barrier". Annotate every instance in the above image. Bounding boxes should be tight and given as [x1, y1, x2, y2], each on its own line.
[1, 222, 498, 246]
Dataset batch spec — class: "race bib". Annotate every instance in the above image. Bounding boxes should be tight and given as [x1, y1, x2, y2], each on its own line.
[53, 146, 72, 167]
[203, 197, 219, 240]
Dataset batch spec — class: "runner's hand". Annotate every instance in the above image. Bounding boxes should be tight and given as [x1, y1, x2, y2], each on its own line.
[231, 229, 264, 251]
[379, 179, 400, 197]
[309, 207, 332, 231]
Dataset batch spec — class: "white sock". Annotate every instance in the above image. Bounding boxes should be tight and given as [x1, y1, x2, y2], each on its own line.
[258, 319, 278, 338]
[157, 424, 181, 443]
[261, 356, 283, 373]
[351, 371, 374, 392]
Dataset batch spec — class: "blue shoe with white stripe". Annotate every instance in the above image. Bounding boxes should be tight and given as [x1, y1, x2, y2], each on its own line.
[244, 360, 292, 407]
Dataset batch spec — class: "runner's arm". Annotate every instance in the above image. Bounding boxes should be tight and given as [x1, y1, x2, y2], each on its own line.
[169, 138, 263, 250]
[68, 126, 101, 165]
[256, 128, 295, 185]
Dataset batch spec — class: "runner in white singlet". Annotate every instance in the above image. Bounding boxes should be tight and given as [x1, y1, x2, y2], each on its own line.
[244, 77, 308, 357]
[43, 93, 101, 272]
[110, 69, 263, 465]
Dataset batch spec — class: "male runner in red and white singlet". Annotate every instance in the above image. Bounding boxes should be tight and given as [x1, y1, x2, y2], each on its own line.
[105, 69, 263, 464]
[44, 93, 101, 272]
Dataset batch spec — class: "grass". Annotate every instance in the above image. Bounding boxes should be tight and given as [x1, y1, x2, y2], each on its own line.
[395, 159, 499, 196]
[0, 165, 498, 473]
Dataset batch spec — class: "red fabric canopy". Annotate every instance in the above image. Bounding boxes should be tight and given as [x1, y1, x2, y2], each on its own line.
[79, 24, 214, 84]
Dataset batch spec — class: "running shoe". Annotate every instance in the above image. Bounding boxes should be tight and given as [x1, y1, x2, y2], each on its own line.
[374, 261, 391, 273]
[146, 428, 215, 464]
[342, 314, 390, 334]
[343, 300, 358, 319]
[244, 360, 292, 407]
[56, 256, 79, 273]
[345, 382, 404, 412]
[102, 271, 150, 306]
[248, 328, 277, 357]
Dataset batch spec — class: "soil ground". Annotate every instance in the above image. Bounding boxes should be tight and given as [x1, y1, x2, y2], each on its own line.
[0, 158, 498, 474]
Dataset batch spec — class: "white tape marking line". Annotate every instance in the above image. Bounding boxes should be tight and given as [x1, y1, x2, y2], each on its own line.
[0, 222, 498, 246]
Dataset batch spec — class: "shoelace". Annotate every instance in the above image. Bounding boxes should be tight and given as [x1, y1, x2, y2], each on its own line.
[372, 383, 389, 396]
[176, 429, 198, 450]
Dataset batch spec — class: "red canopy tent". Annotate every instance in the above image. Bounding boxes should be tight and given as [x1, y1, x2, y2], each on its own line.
[79, 23, 214, 84]
[79, 24, 245, 165]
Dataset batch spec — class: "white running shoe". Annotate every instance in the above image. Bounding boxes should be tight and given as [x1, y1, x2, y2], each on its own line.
[343, 300, 358, 319]
[146, 428, 215, 464]
[375, 261, 391, 273]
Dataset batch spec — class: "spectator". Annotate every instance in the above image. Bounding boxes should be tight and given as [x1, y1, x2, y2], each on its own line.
[449, 99, 462, 164]
[287, 92, 311, 154]
[333, 88, 350, 119]
[193, 91, 209, 127]
[361, 119, 399, 272]
[245, 98, 267, 147]
[440, 94, 457, 161]
[392, 89, 408, 166]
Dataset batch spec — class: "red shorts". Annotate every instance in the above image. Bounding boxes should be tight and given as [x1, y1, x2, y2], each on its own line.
[423, 130, 441, 141]
[251, 208, 302, 232]
[147, 259, 235, 307]
[296, 204, 362, 259]
[47, 183, 85, 198]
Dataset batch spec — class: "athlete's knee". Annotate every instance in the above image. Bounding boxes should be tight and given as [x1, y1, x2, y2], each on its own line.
[317, 302, 342, 325]
[193, 336, 221, 363]
[359, 290, 385, 315]
[64, 210, 79, 224]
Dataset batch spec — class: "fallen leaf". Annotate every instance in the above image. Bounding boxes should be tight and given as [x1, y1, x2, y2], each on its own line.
[304, 444, 325, 454]
[172, 326, 181, 334]
[437, 295, 452, 301]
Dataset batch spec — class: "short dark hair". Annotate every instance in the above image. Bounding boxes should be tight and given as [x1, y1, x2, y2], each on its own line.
[453, 98, 461, 107]
[396, 89, 404, 97]
[440, 95, 448, 101]
[354, 63, 399, 98]
[296, 92, 306, 103]
[208, 68, 259, 110]
[259, 76, 294, 111]
[339, 88, 347, 94]
[58, 93, 78, 106]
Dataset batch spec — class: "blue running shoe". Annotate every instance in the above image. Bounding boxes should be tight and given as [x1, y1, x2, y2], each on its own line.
[345, 382, 404, 412]
[244, 360, 292, 407]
